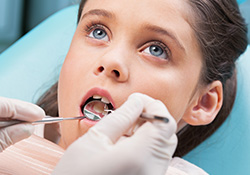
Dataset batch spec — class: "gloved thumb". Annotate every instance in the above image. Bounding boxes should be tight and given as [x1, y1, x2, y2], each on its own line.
[92, 93, 144, 144]
[0, 123, 34, 152]
[0, 97, 45, 121]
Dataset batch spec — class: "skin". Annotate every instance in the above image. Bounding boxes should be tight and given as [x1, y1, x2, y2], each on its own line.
[58, 0, 222, 148]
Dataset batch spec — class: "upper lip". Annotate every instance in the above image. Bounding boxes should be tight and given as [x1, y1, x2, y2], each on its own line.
[80, 87, 116, 114]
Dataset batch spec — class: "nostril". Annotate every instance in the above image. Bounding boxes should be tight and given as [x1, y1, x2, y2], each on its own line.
[113, 70, 120, 77]
[95, 66, 122, 79]
[98, 66, 104, 72]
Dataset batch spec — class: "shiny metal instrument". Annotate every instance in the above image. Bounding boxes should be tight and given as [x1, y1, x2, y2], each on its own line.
[0, 116, 86, 129]
[0, 102, 169, 129]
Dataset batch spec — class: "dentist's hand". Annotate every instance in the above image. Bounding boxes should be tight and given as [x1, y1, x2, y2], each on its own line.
[0, 97, 45, 152]
[53, 93, 177, 175]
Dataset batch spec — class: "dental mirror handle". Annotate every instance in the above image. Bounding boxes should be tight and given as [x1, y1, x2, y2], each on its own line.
[33, 116, 86, 124]
[0, 116, 86, 129]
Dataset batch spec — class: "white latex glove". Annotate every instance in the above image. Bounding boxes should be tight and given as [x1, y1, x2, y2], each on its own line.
[0, 97, 45, 152]
[53, 93, 177, 175]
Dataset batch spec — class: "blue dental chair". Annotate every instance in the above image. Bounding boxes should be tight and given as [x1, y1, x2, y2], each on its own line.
[0, 2, 249, 175]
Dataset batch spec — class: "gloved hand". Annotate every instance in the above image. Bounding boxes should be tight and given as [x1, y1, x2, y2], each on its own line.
[53, 93, 177, 175]
[0, 97, 45, 152]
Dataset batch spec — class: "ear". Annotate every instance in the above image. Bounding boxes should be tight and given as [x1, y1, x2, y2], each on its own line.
[183, 80, 223, 126]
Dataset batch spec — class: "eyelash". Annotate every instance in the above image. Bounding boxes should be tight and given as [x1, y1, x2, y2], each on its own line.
[84, 21, 107, 35]
[146, 41, 171, 58]
[83, 22, 171, 60]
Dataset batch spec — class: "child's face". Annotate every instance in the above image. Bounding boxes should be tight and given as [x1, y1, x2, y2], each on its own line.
[58, 0, 203, 148]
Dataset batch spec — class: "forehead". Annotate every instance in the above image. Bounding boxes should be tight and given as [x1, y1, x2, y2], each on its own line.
[83, 0, 191, 21]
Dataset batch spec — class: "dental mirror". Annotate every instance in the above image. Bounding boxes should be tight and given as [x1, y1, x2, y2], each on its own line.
[82, 100, 109, 121]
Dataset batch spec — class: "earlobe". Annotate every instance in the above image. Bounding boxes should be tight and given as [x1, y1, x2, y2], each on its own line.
[183, 81, 223, 126]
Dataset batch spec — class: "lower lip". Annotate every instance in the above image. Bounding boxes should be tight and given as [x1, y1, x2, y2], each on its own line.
[80, 117, 99, 126]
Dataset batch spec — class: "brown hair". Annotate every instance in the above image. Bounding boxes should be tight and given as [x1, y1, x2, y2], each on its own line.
[37, 0, 248, 157]
[174, 0, 247, 157]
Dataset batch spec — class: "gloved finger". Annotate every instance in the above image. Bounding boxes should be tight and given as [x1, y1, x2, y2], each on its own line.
[0, 97, 45, 121]
[0, 123, 34, 152]
[142, 134, 178, 175]
[131, 93, 177, 138]
[127, 121, 177, 159]
[124, 117, 144, 136]
[127, 121, 177, 175]
[91, 93, 144, 144]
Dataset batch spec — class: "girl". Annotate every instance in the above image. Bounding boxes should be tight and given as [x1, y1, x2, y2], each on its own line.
[39, 0, 247, 157]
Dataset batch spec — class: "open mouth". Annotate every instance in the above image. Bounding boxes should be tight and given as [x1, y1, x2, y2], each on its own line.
[81, 95, 114, 120]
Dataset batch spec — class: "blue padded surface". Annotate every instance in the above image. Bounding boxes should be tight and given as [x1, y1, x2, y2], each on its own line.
[238, 0, 247, 4]
[0, 5, 78, 103]
[0, 4, 249, 175]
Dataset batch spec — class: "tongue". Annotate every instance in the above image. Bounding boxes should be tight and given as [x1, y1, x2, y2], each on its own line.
[84, 100, 107, 119]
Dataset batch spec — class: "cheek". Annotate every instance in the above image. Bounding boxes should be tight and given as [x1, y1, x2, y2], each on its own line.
[133, 70, 198, 123]
[58, 58, 77, 115]
[162, 94, 190, 123]
[58, 47, 86, 123]
[58, 41, 91, 110]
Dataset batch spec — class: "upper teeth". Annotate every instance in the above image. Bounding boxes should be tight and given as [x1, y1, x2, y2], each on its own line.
[92, 95, 111, 104]
[93, 95, 102, 99]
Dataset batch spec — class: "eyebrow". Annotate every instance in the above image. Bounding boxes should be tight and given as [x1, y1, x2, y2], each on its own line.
[81, 9, 115, 21]
[142, 24, 185, 52]
[81, 9, 185, 52]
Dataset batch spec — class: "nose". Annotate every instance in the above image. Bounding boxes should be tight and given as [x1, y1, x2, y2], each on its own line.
[93, 49, 129, 82]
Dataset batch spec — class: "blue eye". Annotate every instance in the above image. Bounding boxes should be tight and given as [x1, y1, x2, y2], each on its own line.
[89, 28, 109, 41]
[150, 45, 163, 56]
[143, 44, 167, 59]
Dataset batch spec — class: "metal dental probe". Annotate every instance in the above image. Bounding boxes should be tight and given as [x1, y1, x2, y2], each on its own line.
[104, 109, 169, 123]
[0, 116, 86, 129]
